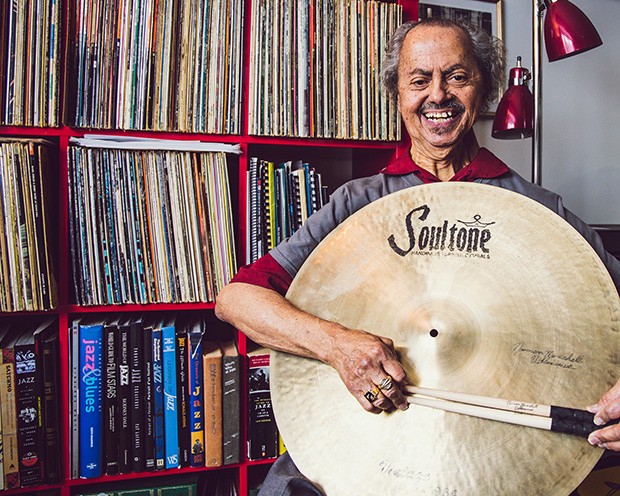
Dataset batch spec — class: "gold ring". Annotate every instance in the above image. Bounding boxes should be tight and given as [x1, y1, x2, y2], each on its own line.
[378, 376, 393, 391]
[364, 387, 380, 402]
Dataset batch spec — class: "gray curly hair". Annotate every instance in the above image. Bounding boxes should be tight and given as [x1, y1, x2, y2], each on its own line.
[381, 18, 506, 114]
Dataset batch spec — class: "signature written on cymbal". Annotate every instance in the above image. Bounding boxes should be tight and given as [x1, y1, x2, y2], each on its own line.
[378, 460, 431, 482]
[512, 342, 585, 369]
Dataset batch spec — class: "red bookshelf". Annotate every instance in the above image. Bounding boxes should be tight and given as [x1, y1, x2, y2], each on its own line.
[0, 0, 416, 494]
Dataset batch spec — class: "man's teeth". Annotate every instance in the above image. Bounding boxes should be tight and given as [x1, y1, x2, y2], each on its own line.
[425, 111, 454, 121]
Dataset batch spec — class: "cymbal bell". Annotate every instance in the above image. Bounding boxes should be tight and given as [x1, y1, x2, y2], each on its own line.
[270, 182, 620, 496]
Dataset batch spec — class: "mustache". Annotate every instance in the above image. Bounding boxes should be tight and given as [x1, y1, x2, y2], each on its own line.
[419, 100, 465, 114]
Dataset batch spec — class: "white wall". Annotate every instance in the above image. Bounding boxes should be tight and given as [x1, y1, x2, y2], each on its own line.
[475, 0, 620, 224]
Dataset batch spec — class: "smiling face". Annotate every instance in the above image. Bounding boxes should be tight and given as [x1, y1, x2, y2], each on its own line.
[397, 24, 484, 159]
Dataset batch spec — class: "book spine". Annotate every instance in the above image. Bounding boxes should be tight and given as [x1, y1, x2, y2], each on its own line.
[188, 328, 204, 467]
[304, 163, 314, 215]
[0, 402, 3, 490]
[70, 319, 79, 479]
[151, 328, 165, 470]
[1, 347, 20, 488]
[162, 325, 179, 469]
[203, 345, 223, 467]
[39, 332, 60, 483]
[247, 353, 278, 460]
[129, 321, 146, 472]
[103, 324, 119, 475]
[175, 326, 190, 467]
[117, 324, 131, 473]
[14, 337, 43, 485]
[78, 324, 104, 478]
[222, 352, 241, 465]
[248, 157, 259, 263]
[143, 326, 155, 471]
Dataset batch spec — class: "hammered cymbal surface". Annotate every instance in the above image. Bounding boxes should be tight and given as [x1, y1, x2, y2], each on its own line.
[270, 182, 620, 496]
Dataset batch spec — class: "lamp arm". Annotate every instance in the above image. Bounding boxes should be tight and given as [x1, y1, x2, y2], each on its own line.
[532, 0, 545, 185]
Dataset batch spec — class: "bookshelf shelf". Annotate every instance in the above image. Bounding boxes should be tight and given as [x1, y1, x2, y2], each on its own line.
[0, 0, 415, 494]
[63, 303, 218, 314]
[63, 465, 225, 487]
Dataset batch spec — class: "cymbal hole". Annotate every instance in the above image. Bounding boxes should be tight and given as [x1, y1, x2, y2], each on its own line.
[429, 329, 439, 338]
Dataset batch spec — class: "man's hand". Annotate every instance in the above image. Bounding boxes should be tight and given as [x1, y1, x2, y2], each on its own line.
[325, 328, 409, 414]
[587, 378, 620, 451]
[216, 283, 410, 414]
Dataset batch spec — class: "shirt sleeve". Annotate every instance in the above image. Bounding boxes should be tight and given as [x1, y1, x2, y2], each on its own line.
[228, 253, 293, 297]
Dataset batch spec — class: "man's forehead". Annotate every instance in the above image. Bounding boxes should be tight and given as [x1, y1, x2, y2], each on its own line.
[406, 23, 470, 44]
[399, 25, 477, 70]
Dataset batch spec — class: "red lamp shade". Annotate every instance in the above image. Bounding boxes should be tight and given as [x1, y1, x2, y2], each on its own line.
[492, 59, 534, 140]
[544, 0, 602, 62]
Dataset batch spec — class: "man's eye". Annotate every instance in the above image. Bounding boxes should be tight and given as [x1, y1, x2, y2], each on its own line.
[449, 73, 468, 84]
[411, 79, 429, 87]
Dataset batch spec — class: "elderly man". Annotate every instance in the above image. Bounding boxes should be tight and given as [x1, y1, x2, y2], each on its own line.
[215, 17, 620, 494]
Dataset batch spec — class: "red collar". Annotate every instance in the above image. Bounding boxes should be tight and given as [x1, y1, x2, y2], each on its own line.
[381, 146, 509, 183]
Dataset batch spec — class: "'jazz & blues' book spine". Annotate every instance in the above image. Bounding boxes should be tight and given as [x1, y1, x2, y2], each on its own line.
[79, 323, 104, 478]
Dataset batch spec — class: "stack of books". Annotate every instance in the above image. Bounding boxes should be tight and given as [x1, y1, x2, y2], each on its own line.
[70, 314, 242, 478]
[246, 157, 329, 264]
[0, 317, 61, 489]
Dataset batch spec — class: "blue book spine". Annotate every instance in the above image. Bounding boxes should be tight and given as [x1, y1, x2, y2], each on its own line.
[162, 325, 178, 469]
[152, 328, 165, 470]
[79, 323, 104, 478]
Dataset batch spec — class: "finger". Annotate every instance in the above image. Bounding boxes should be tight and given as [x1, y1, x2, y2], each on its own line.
[378, 335, 396, 351]
[377, 376, 408, 411]
[382, 358, 407, 385]
[356, 395, 382, 414]
[588, 379, 620, 423]
[369, 390, 393, 411]
[588, 423, 620, 451]
[358, 387, 382, 413]
[600, 441, 620, 452]
[592, 400, 620, 426]
[370, 373, 408, 411]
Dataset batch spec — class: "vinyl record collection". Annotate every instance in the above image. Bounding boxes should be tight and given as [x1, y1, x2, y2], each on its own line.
[0, 139, 58, 312]
[248, 0, 402, 140]
[68, 0, 244, 133]
[68, 136, 239, 306]
[0, 0, 62, 126]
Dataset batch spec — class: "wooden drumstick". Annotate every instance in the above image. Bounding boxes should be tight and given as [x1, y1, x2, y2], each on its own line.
[404, 385, 551, 416]
[404, 385, 619, 438]
[406, 394, 553, 430]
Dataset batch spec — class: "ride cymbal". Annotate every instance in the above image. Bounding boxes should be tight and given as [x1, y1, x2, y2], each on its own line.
[270, 182, 620, 496]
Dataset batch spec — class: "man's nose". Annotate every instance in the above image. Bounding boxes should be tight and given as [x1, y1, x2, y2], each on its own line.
[428, 78, 448, 103]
